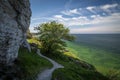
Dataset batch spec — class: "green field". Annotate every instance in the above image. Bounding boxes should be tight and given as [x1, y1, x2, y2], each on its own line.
[66, 41, 120, 77]
[27, 36, 120, 79]
[27, 38, 109, 80]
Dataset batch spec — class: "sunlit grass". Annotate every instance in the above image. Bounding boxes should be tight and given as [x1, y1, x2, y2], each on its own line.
[65, 41, 120, 79]
[27, 38, 41, 46]
[51, 50, 108, 80]
[64, 51, 79, 59]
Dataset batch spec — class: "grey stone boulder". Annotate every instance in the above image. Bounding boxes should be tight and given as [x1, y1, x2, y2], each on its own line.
[0, 0, 31, 65]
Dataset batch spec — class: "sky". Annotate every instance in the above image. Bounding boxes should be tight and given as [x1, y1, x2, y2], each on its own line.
[30, 0, 120, 34]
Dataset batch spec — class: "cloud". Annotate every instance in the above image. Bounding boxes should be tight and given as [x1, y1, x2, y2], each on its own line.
[31, 12, 120, 27]
[31, 17, 51, 22]
[100, 3, 118, 10]
[69, 13, 120, 33]
[69, 9, 79, 14]
[89, 13, 120, 25]
[53, 15, 63, 18]
[100, 3, 118, 13]
[86, 6, 98, 14]
[53, 15, 69, 21]
[52, 15, 89, 26]
[86, 3, 119, 14]
[86, 6, 95, 11]
[30, 3, 120, 33]
[61, 9, 80, 15]
[30, 15, 120, 33]
[90, 15, 100, 18]
[70, 24, 120, 34]
[52, 13, 120, 31]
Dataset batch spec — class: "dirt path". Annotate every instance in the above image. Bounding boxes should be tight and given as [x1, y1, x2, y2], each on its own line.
[36, 49, 64, 80]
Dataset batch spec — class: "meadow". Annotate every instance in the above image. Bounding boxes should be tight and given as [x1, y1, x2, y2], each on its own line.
[27, 37, 108, 80]
[25, 34, 120, 79]
[66, 34, 120, 76]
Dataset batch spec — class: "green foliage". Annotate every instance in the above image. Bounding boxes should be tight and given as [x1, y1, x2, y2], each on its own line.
[35, 21, 75, 54]
[27, 38, 42, 48]
[18, 48, 52, 80]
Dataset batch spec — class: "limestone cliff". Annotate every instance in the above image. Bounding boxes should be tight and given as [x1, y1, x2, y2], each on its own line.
[0, 0, 31, 65]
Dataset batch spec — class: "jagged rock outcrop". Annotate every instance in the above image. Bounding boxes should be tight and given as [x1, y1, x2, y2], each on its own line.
[0, 0, 31, 65]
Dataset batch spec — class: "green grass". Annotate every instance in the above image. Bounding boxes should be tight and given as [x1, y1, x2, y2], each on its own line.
[18, 48, 52, 80]
[65, 41, 120, 79]
[47, 52, 108, 80]
[18, 38, 119, 80]
[26, 38, 109, 80]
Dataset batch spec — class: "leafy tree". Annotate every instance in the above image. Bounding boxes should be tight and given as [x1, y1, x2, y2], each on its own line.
[35, 21, 75, 54]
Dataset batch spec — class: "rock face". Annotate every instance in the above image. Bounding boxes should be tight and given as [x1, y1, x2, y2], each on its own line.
[0, 0, 31, 65]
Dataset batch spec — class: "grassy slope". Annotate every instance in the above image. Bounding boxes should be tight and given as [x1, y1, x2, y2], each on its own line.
[18, 48, 52, 80]
[47, 51, 108, 80]
[65, 41, 120, 78]
[18, 38, 114, 80]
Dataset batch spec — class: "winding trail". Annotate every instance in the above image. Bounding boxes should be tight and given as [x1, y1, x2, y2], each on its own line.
[36, 49, 64, 80]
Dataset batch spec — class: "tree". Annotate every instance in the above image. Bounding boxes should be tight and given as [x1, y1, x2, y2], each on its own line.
[35, 21, 75, 54]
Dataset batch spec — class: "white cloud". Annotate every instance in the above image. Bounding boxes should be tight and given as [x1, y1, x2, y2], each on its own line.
[50, 13, 120, 33]
[91, 15, 100, 18]
[54, 15, 63, 18]
[69, 9, 79, 14]
[100, 3, 118, 13]
[69, 13, 120, 33]
[89, 13, 120, 25]
[53, 15, 69, 21]
[52, 15, 89, 26]
[86, 3, 119, 14]
[100, 3, 118, 10]
[54, 13, 120, 26]
[86, 6, 97, 14]
[86, 6, 95, 11]
[61, 9, 80, 15]
[70, 24, 120, 34]
[32, 12, 120, 27]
